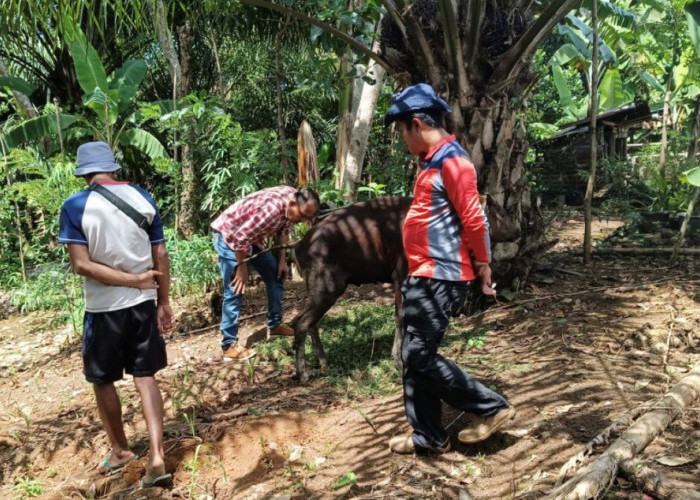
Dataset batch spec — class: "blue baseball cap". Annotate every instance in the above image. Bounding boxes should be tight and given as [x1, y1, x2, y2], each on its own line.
[384, 83, 452, 126]
[73, 141, 122, 177]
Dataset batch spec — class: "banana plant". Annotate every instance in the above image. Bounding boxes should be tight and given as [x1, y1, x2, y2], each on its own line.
[549, 2, 638, 120]
[2, 23, 165, 160]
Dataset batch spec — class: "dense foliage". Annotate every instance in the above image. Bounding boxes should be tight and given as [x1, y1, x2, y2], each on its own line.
[2, 0, 700, 323]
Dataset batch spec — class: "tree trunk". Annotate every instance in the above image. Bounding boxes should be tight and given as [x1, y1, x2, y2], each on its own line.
[686, 96, 700, 160]
[152, 0, 182, 88]
[545, 366, 700, 500]
[660, 85, 671, 179]
[151, 0, 198, 237]
[208, 27, 223, 95]
[672, 188, 699, 260]
[275, 26, 289, 184]
[583, 0, 599, 265]
[335, 113, 353, 191]
[341, 42, 385, 202]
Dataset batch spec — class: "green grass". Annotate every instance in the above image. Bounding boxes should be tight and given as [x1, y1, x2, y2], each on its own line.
[319, 304, 401, 397]
[444, 325, 490, 350]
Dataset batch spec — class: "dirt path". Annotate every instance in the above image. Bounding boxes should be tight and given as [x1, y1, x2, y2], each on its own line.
[1, 215, 699, 499]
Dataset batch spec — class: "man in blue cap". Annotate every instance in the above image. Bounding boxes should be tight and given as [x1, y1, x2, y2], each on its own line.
[58, 141, 173, 487]
[385, 84, 516, 454]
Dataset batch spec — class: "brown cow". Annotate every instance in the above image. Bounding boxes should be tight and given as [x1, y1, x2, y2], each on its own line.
[291, 195, 519, 383]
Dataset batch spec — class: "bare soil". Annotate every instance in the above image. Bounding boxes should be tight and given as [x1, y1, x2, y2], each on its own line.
[1, 213, 699, 500]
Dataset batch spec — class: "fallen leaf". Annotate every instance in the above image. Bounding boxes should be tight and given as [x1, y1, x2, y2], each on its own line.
[654, 456, 694, 467]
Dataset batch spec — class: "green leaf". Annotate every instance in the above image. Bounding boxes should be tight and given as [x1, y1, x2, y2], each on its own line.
[552, 65, 573, 109]
[684, 166, 700, 187]
[333, 471, 357, 489]
[0, 76, 36, 96]
[64, 22, 109, 96]
[598, 68, 628, 111]
[118, 129, 166, 159]
[638, 70, 665, 92]
[565, 14, 615, 64]
[686, 2, 700, 54]
[112, 59, 148, 113]
[558, 24, 592, 59]
[549, 43, 584, 66]
[2, 114, 79, 149]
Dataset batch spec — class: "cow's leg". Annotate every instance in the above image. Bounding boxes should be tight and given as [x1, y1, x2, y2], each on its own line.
[309, 324, 327, 374]
[293, 265, 347, 383]
[291, 306, 315, 384]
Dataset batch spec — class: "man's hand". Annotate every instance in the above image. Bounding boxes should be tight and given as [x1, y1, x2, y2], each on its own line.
[232, 264, 248, 295]
[473, 261, 497, 297]
[277, 260, 290, 281]
[135, 270, 163, 289]
[157, 303, 174, 333]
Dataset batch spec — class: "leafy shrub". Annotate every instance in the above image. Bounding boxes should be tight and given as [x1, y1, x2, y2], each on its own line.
[165, 228, 220, 297]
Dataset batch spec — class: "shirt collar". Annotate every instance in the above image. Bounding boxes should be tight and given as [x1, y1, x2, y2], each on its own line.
[424, 134, 456, 162]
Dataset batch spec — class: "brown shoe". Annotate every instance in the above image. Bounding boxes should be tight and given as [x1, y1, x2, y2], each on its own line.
[223, 342, 256, 362]
[458, 406, 516, 444]
[267, 323, 294, 339]
[389, 436, 450, 455]
[389, 436, 415, 454]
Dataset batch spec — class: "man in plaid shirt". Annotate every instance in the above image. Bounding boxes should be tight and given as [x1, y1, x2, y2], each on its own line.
[211, 186, 320, 361]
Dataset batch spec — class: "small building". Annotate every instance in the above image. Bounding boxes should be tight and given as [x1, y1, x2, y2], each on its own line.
[536, 102, 658, 204]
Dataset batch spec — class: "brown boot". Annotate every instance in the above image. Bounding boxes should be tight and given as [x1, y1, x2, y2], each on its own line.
[222, 342, 256, 362]
[458, 406, 516, 444]
[267, 323, 294, 340]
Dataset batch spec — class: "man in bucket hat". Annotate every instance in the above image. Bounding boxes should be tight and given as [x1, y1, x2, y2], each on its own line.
[58, 141, 173, 487]
[385, 84, 516, 455]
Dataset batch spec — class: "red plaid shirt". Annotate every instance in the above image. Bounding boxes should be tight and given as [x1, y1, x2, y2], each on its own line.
[211, 186, 295, 253]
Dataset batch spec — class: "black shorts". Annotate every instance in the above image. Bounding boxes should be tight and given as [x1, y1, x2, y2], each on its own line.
[82, 300, 167, 384]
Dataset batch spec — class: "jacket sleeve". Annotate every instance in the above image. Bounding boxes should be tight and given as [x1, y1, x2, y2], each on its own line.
[441, 156, 491, 263]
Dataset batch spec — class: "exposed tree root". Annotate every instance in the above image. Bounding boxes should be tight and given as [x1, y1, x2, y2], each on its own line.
[544, 366, 700, 500]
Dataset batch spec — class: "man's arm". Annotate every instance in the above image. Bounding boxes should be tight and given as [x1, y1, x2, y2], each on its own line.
[67, 244, 162, 289]
[151, 243, 174, 333]
[441, 158, 496, 296]
[232, 249, 248, 294]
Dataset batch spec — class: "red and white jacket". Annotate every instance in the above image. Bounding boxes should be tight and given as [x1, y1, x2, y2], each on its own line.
[403, 135, 491, 282]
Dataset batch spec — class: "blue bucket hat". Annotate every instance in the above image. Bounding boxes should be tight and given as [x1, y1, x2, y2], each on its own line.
[73, 141, 122, 177]
[384, 83, 452, 126]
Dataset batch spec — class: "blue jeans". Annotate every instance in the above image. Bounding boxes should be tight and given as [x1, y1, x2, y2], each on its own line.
[401, 276, 509, 453]
[212, 231, 284, 350]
